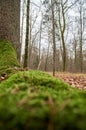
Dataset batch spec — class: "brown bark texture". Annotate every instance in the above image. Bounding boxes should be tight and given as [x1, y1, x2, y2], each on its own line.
[0, 0, 21, 60]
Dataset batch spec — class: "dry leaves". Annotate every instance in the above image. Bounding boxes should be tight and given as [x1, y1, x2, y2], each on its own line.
[55, 73, 86, 90]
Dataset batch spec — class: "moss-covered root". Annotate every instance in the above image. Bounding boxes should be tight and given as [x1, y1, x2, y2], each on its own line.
[0, 39, 20, 76]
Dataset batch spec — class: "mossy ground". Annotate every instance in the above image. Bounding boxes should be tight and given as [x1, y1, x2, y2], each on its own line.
[0, 39, 20, 76]
[0, 70, 86, 130]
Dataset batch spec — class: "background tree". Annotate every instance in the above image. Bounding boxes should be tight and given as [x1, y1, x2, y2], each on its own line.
[78, 0, 84, 72]
[51, 0, 56, 76]
[23, 0, 30, 67]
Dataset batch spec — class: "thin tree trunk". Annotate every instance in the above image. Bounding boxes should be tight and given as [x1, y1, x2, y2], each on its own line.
[79, 4, 83, 72]
[51, 0, 56, 76]
[61, 32, 66, 72]
[38, 15, 43, 65]
[23, 0, 30, 68]
[58, 0, 67, 72]
[45, 27, 50, 71]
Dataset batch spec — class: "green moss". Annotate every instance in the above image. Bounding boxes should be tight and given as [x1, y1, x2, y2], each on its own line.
[0, 39, 20, 67]
[0, 39, 20, 76]
[0, 70, 86, 130]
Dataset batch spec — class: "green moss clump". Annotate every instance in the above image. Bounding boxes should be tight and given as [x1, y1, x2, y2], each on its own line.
[0, 39, 20, 67]
[0, 39, 20, 76]
[0, 70, 86, 130]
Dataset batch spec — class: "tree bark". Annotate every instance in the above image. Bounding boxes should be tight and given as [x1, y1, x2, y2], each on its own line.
[0, 0, 21, 60]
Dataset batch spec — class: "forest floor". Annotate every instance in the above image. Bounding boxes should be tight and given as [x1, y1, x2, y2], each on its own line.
[53, 72, 86, 91]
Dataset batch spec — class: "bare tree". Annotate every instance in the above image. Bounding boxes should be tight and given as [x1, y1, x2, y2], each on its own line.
[45, 27, 51, 71]
[79, 1, 83, 72]
[51, 0, 56, 76]
[57, 0, 68, 72]
[23, 0, 30, 68]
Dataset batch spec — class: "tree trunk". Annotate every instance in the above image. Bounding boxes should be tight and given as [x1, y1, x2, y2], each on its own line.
[51, 0, 56, 76]
[0, 0, 21, 60]
[79, 3, 83, 72]
[61, 32, 66, 72]
[23, 0, 30, 68]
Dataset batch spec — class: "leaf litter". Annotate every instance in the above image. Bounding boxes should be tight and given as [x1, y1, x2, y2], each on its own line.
[55, 73, 86, 90]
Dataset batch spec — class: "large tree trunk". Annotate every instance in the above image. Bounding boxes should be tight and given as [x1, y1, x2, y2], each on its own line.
[0, 0, 21, 60]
